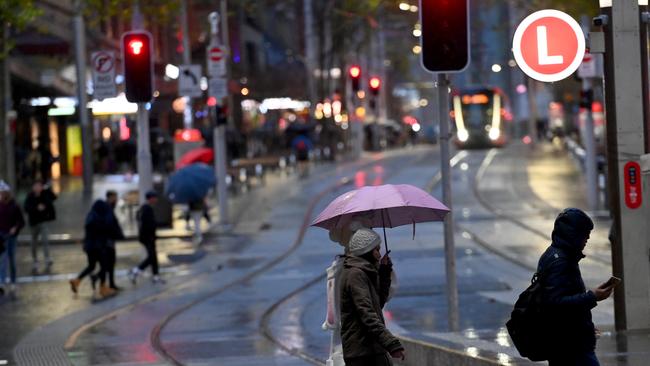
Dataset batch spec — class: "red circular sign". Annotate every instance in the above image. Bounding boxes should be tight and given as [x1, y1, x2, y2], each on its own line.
[92, 51, 114, 73]
[513, 10, 585, 82]
[209, 47, 223, 62]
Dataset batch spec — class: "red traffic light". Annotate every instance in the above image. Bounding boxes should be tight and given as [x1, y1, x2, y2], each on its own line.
[369, 77, 381, 91]
[349, 65, 361, 79]
[128, 39, 144, 55]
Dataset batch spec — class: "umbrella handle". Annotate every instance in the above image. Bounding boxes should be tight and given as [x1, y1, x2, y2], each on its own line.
[382, 209, 389, 253]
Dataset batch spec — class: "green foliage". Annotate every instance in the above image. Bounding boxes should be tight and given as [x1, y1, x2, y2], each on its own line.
[510, 0, 599, 17]
[0, 0, 41, 29]
[84, 0, 181, 27]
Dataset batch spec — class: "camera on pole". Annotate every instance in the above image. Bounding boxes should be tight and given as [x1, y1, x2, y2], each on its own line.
[121, 31, 154, 102]
[420, 0, 470, 73]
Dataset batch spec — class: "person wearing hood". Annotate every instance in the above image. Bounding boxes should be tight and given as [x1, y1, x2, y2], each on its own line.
[538, 208, 614, 365]
[70, 199, 124, 298]
[339, 228, 405, 365]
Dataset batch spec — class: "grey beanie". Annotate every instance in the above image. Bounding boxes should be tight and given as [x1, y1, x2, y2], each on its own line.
[348, 228, 381, 256]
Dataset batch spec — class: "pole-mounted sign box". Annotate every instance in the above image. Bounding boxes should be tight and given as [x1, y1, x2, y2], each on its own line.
[512, 10, 585, 82]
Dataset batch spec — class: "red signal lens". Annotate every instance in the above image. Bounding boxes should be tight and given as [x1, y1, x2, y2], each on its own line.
[349, 66, 361, 78]
[369, 77, 381, 90]
[129, 40, 144, 55]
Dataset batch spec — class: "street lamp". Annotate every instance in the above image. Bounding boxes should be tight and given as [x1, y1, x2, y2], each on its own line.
[491, 64, 502, 73]
[399, 2, 410, 11]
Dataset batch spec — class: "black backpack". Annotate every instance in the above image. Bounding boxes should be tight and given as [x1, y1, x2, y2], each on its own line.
[506, 271, 550, 361]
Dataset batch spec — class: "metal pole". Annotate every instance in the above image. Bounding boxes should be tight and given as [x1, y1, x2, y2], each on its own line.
[136, 103, 152, 203]
[583, 79, 598, 212]
[210, 9, 229, 226]
[180, 0, 193, 130]
[74, 0, 93, 196]
[608, 0, 650, 331]
[526, 76, 538, 146]
[1, 23, 16, 189]
[437, 74, 459, 332]
[303, 0, 317, 121]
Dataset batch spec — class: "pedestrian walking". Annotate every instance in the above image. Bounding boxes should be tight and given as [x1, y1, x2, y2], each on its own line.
[23, 180, 57, 270]
[0, 181, 25, 295]
[129, 191, 164, 284]
[97, 190, 124, 291]
[69, 198, 124, 298]
[339, 228, 405, 366]
[538, 208, 614, 365]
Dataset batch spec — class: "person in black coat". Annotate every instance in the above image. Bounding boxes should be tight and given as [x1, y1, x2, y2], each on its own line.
[538, 208, 614, 365]
[129, 191, 164, 284]
[23, 180, 57, 269]
[70, 199, 124, 297]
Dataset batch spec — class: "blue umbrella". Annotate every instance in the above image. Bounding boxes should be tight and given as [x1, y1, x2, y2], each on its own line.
[166, 163, 216, 203]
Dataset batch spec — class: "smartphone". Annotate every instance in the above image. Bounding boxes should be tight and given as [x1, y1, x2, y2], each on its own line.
[602, 276, 622, 289]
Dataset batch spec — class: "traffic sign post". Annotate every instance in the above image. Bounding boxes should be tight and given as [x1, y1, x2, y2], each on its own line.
[208, 77, 228, 99]
[207, 45, 227, 77]
[512, 10, 585, 83]
[91, 51, 117, 100]
[179, 64, 203, 98]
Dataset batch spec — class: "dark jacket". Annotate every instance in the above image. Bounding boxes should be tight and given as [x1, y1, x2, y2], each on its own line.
[137, 203, 157, 244]
[24, 189, 57, 226]
[339, 255, 403, 360]
[0, 198, 25, 237]
[84, 200, 124, 251]
[538, 208, 597, 356]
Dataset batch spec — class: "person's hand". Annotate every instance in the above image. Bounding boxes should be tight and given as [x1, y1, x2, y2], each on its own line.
[37, 203, 45, 211]
[390, 349, 405, 360]
[595, 328, 602, 338]
[9, 227, 16, 235]
[592, 286, 613, 301]
[380, 250, 392, 267]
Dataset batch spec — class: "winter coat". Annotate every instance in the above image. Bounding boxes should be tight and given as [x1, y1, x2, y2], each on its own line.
[137, 203, 157, 244]
[83, 200, 124, 251]
[0, 199, 25, 237]
[24, 189, 57, 226]
[538, 209, 597, 356]
[339, 255, 403, 360]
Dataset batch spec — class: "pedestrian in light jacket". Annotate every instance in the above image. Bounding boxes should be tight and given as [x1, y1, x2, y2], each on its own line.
[0, 181, 25, 295]
[538, 208, 614, 366]
[339, 228, 405, 366]
[24, 180, 57, 269]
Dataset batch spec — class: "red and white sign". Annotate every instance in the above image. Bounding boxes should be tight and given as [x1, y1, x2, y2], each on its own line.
[91, 50, 117, 100]
[512, 10, 585, 83]
[207, 44, 227, 77]
[209, 46, 223, 61]
[624, 161, 642, 209]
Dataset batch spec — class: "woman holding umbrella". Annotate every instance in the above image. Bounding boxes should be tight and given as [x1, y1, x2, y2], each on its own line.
[339, 227, 405, 365]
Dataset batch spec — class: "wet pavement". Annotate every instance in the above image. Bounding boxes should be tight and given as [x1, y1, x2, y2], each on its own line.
[5, 144, 650, 366]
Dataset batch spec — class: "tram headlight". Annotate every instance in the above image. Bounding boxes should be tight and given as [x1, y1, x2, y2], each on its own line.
[489, 128, 500, 141]
[457, 129, 469, 142]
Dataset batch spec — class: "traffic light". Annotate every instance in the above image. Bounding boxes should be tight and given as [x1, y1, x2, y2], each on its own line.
[349, 65, 361, 92]
[369, 76, 381, 96]
[420, 0, 470, 73]
[121, 31, 154, 103]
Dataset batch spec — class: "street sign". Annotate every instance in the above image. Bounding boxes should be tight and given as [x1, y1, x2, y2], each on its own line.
[179, 64, 203, 97]
[209, 77, 228, 100]
[512, 9, 585, 83]
[578, 52, 600, 78]
[91, 50, 117, 100]
[207, 45, 227, 77]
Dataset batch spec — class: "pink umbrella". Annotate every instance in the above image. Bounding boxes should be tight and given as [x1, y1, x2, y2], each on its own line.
[311, 184, 450, 251]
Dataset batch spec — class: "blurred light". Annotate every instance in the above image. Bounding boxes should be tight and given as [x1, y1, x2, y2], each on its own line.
[200, 77, 208, 91]
[115, 74, 124, 84]
[349, 65, 361, 78]
[153, 90, 160, 97]
[465, 347, 479, 357]
[30, 97, 51, 106]
[419, 99, 428, 107]
[369, 77, 381, 90]
[172, 97, 186, 113]
[315, 110, 324, 119]
[460, 162, 469, 171]
[207, 96, 217, 107]
[355, 107, 366, 118]
[410, 5, 418, 12]
[334, 114, 343, 123]
[241, 87, 250, 96]
[414, 23, 421, 30]
[457, 129, 469, 142]
[497, 353, 511, 365]
[165, 64, 180, 79]
[330, 67, 342, 78]
[54, 97, 76, 107]
[174, 128, 202, 142]
[413, 29, 422, 37]
[516, 84, 527, 94]
[399, 2, 410, 11]
[119, 117, 130, 140]
[341, 122, 349, 130]
[332, 100, 342, 115]
[47, 107, 75, 116]
[89, 93, 138, 115]
[145, 102, 151, 110]
[522, 135, 532, 144]
[491, 64, 502, 73]
[412, 45, 422, 54]
[102, 127, 112, 141]
[323, 102, 332, 118]
[489, 128, 500, 141]
[412, 122, 421, 132]
[508, 59, 517, 67]
[357, 90, 366, 99]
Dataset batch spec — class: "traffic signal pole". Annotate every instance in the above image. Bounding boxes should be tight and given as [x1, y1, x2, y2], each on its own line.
[180, 0, 193, 130]
[602, 0, 650, 331]
[74, 0, 93, 196]
[437, 74, 460, 332]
